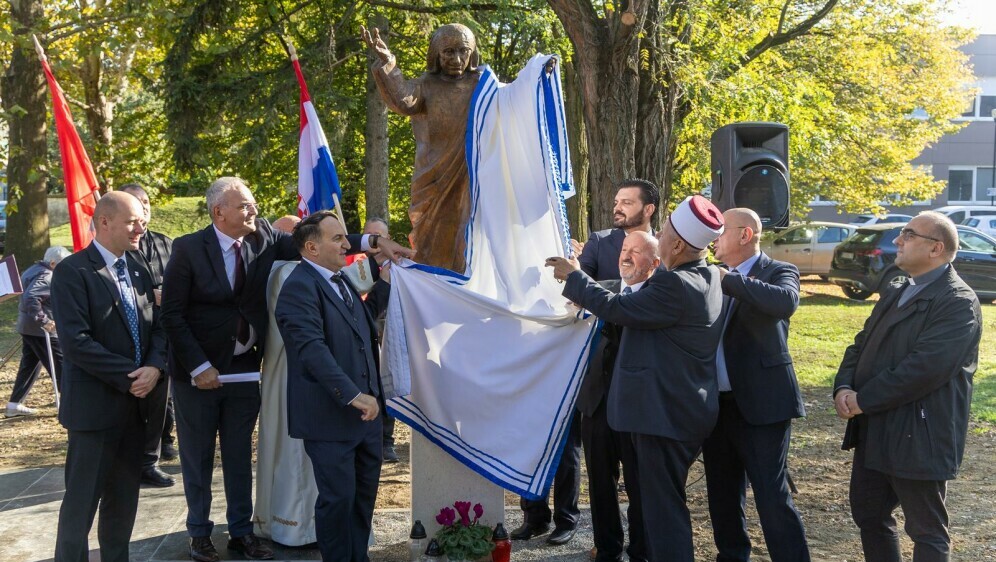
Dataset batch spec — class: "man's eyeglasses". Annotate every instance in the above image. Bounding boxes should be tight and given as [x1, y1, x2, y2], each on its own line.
[232, 202, 258, 212]
[898, 228, 939, 243]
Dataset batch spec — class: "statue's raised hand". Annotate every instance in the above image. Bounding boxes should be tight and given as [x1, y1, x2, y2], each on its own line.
[361, 25, 393, 63]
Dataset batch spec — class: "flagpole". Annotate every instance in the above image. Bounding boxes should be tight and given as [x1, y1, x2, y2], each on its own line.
[285, 39, 350, 233]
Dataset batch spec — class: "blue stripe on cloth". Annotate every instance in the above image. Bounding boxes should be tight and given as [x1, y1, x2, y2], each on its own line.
[387, 397, 532, 482]
[387, 318, 600, 499]
[390, 55, 593, 500]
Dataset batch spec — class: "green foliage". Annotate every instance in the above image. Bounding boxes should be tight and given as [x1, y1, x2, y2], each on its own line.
[671, 0, 975, 216]
[49, 196, 206, 247]
[790, 290, 996, 423]
[435, 522, 494, 560]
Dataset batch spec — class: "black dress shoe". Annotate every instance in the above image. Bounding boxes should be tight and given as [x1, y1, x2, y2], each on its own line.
[160, 442, 179, 461]
[189, 536, 219, 562]
[546, 526, 577, 545]
[383, 445, 400, 463]
[510, 521, 550, 540]
[141, 466, 175, 487]
[227, 533, 274, 560]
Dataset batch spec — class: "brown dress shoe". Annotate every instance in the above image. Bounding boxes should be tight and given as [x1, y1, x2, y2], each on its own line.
[227, 533, 274, 560]
[189, 536, 219, 562]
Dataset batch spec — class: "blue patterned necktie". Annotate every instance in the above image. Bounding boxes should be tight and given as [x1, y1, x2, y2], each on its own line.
[621, 286, 633, 295]
[114, 258, 142, 365]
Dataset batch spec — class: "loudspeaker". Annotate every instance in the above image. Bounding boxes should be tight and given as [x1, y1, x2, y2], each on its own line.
[710, 122, 790, 228]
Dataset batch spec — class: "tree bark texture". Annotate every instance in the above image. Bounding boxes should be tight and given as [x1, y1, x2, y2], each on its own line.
[562, 57, 589, 242]
[548, 0, 652, 231]
[364, 16, 390, 225]
[3, 0, 50, 268]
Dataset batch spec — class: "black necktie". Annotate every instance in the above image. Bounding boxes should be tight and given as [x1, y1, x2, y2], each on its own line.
[232, 240, 250, 345]
[331, 272, 354, 310]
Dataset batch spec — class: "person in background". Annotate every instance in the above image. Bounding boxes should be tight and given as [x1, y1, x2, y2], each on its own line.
[7, 246, 71, 417]
[120, 183, 178, 489]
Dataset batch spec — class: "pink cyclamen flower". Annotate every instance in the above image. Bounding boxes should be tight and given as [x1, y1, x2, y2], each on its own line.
[436, 507, 456, 527]
[453, 501, 472, 526]
[473, 503, 484, 522]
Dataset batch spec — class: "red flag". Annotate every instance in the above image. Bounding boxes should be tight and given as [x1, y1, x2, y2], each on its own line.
[38, 50, 99, 251]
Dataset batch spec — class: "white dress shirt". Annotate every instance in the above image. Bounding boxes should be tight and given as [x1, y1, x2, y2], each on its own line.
[715, 252, 761, 392]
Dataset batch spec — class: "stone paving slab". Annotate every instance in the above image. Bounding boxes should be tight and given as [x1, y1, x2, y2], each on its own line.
[0, 466, 609, 561]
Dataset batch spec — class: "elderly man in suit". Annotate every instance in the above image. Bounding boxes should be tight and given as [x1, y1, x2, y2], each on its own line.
[51, 192, 168, 562]
[568, 179, 658, 561]
[704, 207, 810, 562]
[7, 245, 71, 417]
[161, 177, 410, 562]
[120, 183, 178, 488]
[834, 211, 981, 562]
[274, 211, 390, 562]
[576, 231, 657, 562]
[514, 179, 658, 548]
[549, 194, 726, 562]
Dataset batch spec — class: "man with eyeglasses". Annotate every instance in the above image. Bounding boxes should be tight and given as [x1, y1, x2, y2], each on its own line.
[833, 211, 981, 562]
[161, 177, 413, 562]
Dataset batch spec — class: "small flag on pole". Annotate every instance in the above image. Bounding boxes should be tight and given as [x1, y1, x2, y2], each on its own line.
[34, 36, 100, 252]
[290, 45, 343, 220]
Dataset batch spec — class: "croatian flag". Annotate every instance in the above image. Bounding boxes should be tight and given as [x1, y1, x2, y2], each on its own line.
[292, 57, 341, 218]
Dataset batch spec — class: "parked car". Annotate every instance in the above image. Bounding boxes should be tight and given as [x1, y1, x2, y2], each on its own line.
[828, 223, 996, 300]
[849, 213, 913, 226]
[932, 205, 996, 225]
[963, 216, 996, 238]
[760, 221, 856, 277]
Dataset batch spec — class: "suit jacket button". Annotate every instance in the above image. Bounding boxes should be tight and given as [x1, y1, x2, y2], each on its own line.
[230, 336, 236, 341]
[360, 346, 365, 352]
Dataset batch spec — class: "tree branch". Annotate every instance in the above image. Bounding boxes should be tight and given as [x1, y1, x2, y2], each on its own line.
[46, 13, 148, 42]
[366, 0, 532, 14]
[715, 0, 839, 81]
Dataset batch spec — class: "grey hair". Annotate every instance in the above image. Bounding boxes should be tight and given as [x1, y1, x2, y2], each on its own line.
[206, 177, 247, 211]
[44, 246, 72, 265]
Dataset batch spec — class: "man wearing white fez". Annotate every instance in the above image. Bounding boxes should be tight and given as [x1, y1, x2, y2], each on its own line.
[547, 195, 727, 562]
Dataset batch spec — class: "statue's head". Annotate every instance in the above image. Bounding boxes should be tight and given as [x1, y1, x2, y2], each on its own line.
[427, 23, 480, 77]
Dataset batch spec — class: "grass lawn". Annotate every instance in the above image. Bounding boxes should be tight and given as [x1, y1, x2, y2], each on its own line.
[48, 196, 207, 248]
[792, 285, 996, 423]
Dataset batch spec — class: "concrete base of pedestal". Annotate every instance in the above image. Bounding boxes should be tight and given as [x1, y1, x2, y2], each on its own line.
[410, 432, 506, 537]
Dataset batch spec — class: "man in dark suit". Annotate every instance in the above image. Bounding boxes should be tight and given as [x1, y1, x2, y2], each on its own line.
[704, 207, 810, 562]
[121, 183, 178, 488]
[549, 194, 726, 562]
[571, 179, 658, 561]
[275, 211, 389, 562]
[51, 192, 168, 562]
[834, 211, 981, 562]
[161, 177, 410, 562]
[578, 231, 657, 562]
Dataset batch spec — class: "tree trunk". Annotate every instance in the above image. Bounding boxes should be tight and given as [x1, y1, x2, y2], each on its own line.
[548, 1, 651, 232]
[562, 57, 589, 241]
[79, 42, 114, 191]
[364, 16, 390, 226]
[635, 0, 669, 222]
[2, 0, 50, 268]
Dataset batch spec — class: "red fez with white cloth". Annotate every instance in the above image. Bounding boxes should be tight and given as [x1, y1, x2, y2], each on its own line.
[670, 195, 725, 249]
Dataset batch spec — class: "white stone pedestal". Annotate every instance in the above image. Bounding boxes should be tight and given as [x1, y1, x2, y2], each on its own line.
[410, 432, 506, 537]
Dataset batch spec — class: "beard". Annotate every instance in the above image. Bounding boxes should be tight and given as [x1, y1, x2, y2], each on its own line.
[613, 212, 645, 229]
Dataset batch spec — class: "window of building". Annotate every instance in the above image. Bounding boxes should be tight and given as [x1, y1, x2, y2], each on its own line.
[975, 168, 995, 201]
[957, 94, 996, 119]
[948, 169, 975, 201]
[981, 96, 996, 119]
